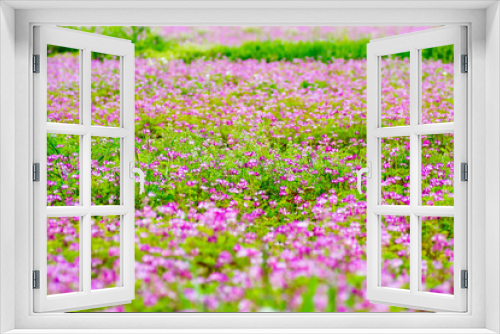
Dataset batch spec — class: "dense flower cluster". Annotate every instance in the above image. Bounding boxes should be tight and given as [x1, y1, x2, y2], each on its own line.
[45, 28, 454, 312]
[156, 26, 433, 46]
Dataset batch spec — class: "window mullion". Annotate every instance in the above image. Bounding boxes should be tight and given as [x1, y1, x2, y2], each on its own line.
[413, 123, 454, 135]
[82, 48, 91, 208]
[409, 47, 420, 294]
[82, 47, 92, 295]
[372, 126, 411, 137]
[372, 205, 454, 217]
[81, 213, 91, 293]
[90, 126, 129, 138]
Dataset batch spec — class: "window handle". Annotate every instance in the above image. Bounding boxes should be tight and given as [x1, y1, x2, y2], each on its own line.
[356, 162, 371, 195]
[129, 162, 145, 194]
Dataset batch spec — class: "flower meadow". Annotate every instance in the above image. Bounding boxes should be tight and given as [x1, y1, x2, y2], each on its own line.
[45, 26, 455, 312]
[156, 26, 434, 46]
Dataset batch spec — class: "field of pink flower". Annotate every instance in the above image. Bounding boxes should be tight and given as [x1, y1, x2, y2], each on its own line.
[156, 26, 433, 46]
[46, 27, 454, 312]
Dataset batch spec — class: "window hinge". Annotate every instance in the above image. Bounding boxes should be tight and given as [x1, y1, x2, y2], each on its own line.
[461, 54, 468, 73]
[33, 163, 40, 182]
[33, 54, 40, 73]
[33, 270, 40, 289]
[461, 270, 468, 289]
[461, 162, 468, 182]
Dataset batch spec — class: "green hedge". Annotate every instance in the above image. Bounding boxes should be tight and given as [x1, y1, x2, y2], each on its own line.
[49, 26, 454, 63]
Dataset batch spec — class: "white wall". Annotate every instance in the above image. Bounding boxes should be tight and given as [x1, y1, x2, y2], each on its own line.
[486, 2, 500, 333]
[0, 2, 16, 333]
[5, 4, 493, 332]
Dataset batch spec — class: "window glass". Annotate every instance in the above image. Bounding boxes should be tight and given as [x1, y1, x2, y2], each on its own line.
[380, 215, 410, 290]
[381, 137, 410, 205]
[91, 52, 121, 127]
[381, 53, 410, 127]
[47, 133, 80, 206]
[47, 217, 80, 295]
[421, 45, 454, 124]
[91, 137, 121, 205]
[421, 216, 454, 294]
[91, 215, 121, 290]
[421, 134, 454, 206]
[47, 45, 80, 124]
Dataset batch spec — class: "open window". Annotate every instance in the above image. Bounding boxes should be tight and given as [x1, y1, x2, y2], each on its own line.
[33, 26, 138, 312]
[363, 26, 467, 312]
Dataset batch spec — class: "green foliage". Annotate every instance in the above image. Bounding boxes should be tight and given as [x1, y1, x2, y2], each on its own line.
[178, 39, 371, 63]
[299, 277, 318, 312]
[48, 26, 178, 59]
[48, 27, 454, 63]
[392, 45, 454, 64]
[326, 286, 337, 312]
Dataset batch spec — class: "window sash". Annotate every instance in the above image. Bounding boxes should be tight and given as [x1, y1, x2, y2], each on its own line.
[33, 26, 136, 313]
[366, 26, 467, 312]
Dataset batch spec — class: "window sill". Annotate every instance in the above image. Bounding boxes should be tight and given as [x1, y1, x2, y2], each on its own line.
[4, 329, 497, 334]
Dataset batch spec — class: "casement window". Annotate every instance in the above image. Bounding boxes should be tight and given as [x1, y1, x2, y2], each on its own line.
[33, 26, 141, 312]
[363, 26, 468, 312]
[2, 3, 498, 334]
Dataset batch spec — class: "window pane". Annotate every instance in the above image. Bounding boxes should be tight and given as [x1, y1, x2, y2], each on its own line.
[47, 133, 80, 206]
[380, 53, 410, 127]
[421, 133, 454, 206]
[380, 215, 410, 290]
[421, 216, 454, 294]
[47, 45, 80, 124]
[91, 137, 121, 205]
[421, 45, 454, 124]
[91, 52, 121, 127]
[91, 215, 121, 290]
[47, 216, 80, 295]
[380, 137, 410, 205]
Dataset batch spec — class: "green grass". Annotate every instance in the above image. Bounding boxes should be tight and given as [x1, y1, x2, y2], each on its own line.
[49, 26, 454, 63]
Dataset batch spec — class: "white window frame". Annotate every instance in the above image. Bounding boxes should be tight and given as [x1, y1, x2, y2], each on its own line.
[0, 2, 499, 333]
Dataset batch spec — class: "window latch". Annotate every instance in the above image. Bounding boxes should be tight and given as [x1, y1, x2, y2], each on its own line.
[130, 162, 145, 194]
[356, 162, 371, 195]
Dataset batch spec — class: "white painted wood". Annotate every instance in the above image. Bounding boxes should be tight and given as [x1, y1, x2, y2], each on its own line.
[0, 2, 17, 333]
[366, 34, 379, 313]
[366, 26, 467, 312]
[3, 0, 497, 10]
[0, 329, 498, 334]
[409, 46, 419, 298]
[412, 123, 455, 135]
[46, 206, 130, 217]
[452, 25, 468, 315]
[33, 26, 135, 313]
[372, 126, 412, 138]
[46, 123, 129, 137]
[122, 29, 136, 299]
[485, 3, 500, 333]
[372, 123, 454, 138]
[372, 205, 455, 217]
